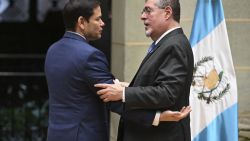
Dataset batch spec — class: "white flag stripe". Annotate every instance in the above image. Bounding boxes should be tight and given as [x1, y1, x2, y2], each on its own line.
[191, 20, 237, 139]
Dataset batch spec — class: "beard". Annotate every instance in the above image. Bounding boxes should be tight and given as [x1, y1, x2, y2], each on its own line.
[145, 29, 152, 37]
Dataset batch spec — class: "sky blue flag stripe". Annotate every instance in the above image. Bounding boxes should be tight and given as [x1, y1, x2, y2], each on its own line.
[192, 104, 238, 141]
[189, 0, 238, 141]
[189, 0, 225, 47]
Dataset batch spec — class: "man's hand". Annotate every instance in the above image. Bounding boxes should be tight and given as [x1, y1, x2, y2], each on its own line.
[113, 79, 129, 87]
[159, 106, 191, 122]
[94, 83, 124, 102]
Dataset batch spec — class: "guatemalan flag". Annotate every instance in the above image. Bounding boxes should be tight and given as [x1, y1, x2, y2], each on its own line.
[189, 0, 238, 141]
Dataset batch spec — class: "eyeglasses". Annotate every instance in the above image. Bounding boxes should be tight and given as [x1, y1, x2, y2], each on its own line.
[141, 7, 153, 15]
[141, 6, 165, 15]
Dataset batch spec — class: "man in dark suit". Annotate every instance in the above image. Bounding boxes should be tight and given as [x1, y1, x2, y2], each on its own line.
[45, 0, 191, 141]
[95, 0, 194, 141]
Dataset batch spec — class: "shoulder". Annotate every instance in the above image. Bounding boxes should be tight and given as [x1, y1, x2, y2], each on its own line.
[46, 38, 106, 63]
[62, 37, 104, 58]
[157, 34, 192, 61]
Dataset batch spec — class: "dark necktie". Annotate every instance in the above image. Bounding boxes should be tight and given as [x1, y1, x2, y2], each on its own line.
[147, 42, 156, 54]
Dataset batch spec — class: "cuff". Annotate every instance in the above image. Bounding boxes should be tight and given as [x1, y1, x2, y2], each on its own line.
[152, 111, 161, 126]
[122, 87, 125, 102]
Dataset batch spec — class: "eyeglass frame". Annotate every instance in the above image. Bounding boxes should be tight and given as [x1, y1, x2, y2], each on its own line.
[141, 5, 167, 15]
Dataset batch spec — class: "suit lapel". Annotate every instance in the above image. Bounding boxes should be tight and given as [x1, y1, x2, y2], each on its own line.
[129, 28, 184, 86]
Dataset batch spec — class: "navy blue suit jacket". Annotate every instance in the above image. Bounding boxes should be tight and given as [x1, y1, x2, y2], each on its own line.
[45, 32, 155, 141]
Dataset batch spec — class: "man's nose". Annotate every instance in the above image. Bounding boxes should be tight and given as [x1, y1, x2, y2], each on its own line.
[140, 12, 147, 20]
[101, 19, 105, 26]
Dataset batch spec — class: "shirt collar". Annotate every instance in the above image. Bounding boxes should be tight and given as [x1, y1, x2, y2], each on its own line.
[155, 27, 181, 45]
[66, 31, 86, 40]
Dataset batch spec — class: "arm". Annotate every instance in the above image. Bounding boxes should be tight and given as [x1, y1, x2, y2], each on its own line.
[120, 106, 191, 127]
[89, 50, 191, 125]
[125, 44, 191, 110]
[95, 43, 192, 110]
[85, 50, 178, 125]
[159, 106, 191, 122]
[84, 50, 114, 86]
[105, 80, 191, 126]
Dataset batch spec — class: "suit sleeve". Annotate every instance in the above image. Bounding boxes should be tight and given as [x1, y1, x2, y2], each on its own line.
[84, 50, 114, 86]
[107, 101, 156, 127]
[125, 43, 192, 110]
[84, 50, 157, 126]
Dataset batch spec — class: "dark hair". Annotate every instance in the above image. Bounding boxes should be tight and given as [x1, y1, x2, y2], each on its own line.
[156, 0, 180, 23]
[62, 0, 101, 31]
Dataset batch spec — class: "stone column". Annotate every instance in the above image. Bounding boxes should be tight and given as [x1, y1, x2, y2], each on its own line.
[110, 0, 151, 140]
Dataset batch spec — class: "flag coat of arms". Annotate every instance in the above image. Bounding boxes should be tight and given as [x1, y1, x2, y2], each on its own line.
[189, 0, 238, 141]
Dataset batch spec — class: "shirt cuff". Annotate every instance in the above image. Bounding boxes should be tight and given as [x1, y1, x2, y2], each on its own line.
[122, 87, 125, 102]
[152, 111, 161, 126]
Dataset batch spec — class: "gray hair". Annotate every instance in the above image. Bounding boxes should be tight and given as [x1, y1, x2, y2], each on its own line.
[155, 0, 180, 23]
[155, 0, 171, 8]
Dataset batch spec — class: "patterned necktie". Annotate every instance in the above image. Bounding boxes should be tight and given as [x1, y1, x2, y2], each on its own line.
[147, 42, 156, 54]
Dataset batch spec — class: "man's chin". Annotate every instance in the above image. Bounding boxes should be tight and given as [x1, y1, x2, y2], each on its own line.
[145, 33, 151, 38]
[89, 36, 102, 41]
[145, 31, 151, 37]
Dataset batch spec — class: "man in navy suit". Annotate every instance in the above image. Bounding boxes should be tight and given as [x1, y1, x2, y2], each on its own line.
[45, 1, 115, 140]
[45, 0, 191, 141]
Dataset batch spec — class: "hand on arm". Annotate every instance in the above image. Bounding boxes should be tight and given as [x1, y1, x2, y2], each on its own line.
[94, 83, 123, 102]
[95, 79, 129, 102]
[113, 79, 129, 87]
[159, 106, 191, 122]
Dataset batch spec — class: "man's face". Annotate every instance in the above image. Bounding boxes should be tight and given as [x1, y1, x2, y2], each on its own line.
[141, 0, 167, 40]
[84, 6, 105, 41]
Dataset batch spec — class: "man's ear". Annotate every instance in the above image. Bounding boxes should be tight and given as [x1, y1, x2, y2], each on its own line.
[164, 6, 172, 20]
[77, 16, 87, 30]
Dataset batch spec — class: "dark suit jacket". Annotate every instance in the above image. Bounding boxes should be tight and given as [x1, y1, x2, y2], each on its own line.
[45, 32, 155, 141]
[45, 32, 114, 141]
[118, 28, 194, 141]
